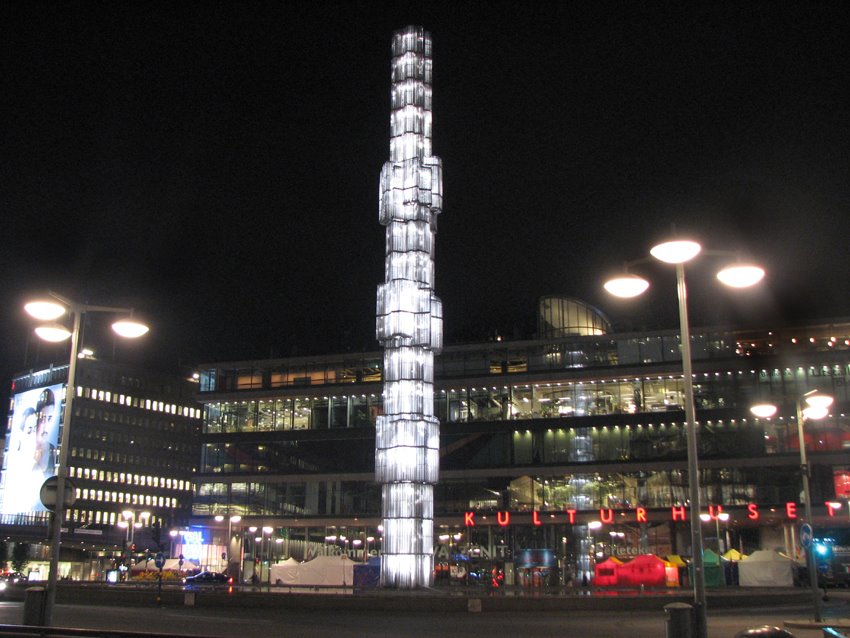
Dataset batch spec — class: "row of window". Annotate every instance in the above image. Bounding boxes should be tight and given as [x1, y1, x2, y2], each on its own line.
[74, 405, 195, 434]
[69, 465, 191, 491]
[199, 327, 850, 394]
[76, 421, 196, 456]
[198, 416, 850, 475]
[65, 508, 167, 528]
[73, 488, 178, 509]
[202, 366, 850, 434]
[70, 446, 196, 473]
[78, 385, 200, 419]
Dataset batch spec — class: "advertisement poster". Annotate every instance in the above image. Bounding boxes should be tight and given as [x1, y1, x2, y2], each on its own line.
[1, 383, 64, 514]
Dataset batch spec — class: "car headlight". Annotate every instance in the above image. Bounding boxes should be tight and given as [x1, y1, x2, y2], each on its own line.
[0, 582, 7, 591]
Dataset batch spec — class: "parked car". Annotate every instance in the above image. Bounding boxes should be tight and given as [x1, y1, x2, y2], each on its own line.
[182, 571, 232, 588]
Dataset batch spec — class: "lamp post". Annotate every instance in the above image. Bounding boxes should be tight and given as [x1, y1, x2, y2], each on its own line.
[751, 390, 832, 623]
[119, 509, 150, 547]
[605, 240, 764, 638]
[169, 529, 178, 559]
[24, 292, 148, 627]
[262, 526, 273, 584]
[699, 511, 730, 553]
[229, 515, 242, 580]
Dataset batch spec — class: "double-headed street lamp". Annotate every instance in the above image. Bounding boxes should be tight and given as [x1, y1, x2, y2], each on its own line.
[605, 239, 764, 638]
[699, 511, 730, 553]
[751, 389, 833, 623]
[24, 292, 149, 627]
[118, 509, 151, 546]
[215, 514, 242, 577]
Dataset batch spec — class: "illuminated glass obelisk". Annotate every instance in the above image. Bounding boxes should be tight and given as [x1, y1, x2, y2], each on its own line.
[375, 26, 443, 589]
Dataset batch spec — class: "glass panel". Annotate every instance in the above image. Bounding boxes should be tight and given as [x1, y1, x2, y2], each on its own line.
[330, 397, 348, 428]
[293, 398, 310, 430]
[275, 399, 292, 430]
[513, 430, 533, 465]
[446, 389, 467, 423]
[311, 398, 329, 429]
[257, 401, 275, 431]
[350, 396, 371, 428]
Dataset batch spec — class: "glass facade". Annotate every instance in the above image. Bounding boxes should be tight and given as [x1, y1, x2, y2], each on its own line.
[186, 321, 850, 587]
[193, 323, 850, 524]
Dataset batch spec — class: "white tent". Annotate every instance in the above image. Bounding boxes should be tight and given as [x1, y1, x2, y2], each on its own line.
[738, 549, 794, 587]
[130, 558, 200, 573]
[269, 557, 302, 585]
[272, 555, 355, 586]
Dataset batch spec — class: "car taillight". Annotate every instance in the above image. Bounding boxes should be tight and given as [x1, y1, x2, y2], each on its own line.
[227, 577, 233, 584]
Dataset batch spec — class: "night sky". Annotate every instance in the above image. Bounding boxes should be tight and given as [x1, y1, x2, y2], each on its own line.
[2, 2, 848, 394]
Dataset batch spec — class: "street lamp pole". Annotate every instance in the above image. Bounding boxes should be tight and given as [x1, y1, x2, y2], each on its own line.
[42, 307, 81, 625]
[229, 515, 241, 580]
[796, 399, 823, 623]
[751, 390, 831, 623]
[24, 292, 149, 627]
[673, 261, 709, 638]
[604, 240, 764, 638]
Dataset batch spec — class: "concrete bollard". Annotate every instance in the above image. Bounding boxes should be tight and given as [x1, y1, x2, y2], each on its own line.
[467, 598, 482, 613]
[22, 586, 47, 626]
[664, 602, 694, 638]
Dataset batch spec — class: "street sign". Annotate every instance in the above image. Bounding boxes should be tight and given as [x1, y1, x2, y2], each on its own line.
[154, 552, 165, 569]
[39, 476, 77, 511]
[800, 523, 813, 548]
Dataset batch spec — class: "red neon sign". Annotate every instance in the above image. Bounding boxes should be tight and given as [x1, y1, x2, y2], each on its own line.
[460, 501, 813, 527]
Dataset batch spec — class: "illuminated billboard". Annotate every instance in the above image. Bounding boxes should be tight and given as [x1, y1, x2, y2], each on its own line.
[1, 382, 64, 514]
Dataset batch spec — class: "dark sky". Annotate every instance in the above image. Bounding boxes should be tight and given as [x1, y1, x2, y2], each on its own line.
[2, 2, 848, 387]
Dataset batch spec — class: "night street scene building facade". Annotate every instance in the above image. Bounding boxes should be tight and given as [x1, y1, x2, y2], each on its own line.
[3, 22, 849, 595]
[0, 357, 201, 580]
[190, 299, 850, 588]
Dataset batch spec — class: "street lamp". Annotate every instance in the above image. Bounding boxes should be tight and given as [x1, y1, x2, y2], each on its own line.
[24, 291, 149, 627]
[169, 529, 179, 559]
[699, 511, 730, 553]
[119, 509, 150, 546]
[228, 515, 242, 580]
[605, 239, 764, 638]
[262, 526, 273, 584]
[751, 389, 833, 622]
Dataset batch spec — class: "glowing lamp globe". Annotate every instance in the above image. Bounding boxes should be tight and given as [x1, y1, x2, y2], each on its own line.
[717, 265, 765, 288]
[34, 324, 72, 342]
[804, 392, 833, 410]
[650, 240, 702, 264]
[604, 275, 650, 298]
[112, 319, 149, 338]
[750, 404, 778, 418]
[802, 406, 829, 420]
[25, 300, 67, 321]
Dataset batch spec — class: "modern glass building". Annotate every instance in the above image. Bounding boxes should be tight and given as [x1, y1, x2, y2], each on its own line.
[191, 312, 850, 584]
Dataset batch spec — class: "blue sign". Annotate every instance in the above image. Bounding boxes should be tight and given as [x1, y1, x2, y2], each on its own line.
[154, 552, 165, 569]
[800, 523, 813, 548]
